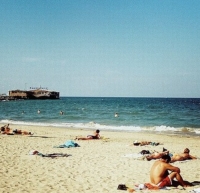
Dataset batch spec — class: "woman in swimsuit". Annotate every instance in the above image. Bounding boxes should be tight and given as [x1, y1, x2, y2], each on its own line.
[75, 130, 100, 140]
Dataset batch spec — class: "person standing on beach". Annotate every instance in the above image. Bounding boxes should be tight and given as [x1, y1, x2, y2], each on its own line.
[150, 154, 190, 188]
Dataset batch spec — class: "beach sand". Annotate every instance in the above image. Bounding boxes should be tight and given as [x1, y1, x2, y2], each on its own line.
[0, 125, 200, 193]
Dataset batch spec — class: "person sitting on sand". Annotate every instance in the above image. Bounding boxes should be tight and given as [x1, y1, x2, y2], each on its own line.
[1, 124, 10, 131]
[146, 150, 169, 161]
[170, 148, 197, 163]
[75, 130, 100, 140]
[150, 154, 191, 188]
[0, 124, 13, 135]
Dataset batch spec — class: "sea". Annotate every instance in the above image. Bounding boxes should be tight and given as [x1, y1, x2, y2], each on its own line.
[1, 97, 200, 136]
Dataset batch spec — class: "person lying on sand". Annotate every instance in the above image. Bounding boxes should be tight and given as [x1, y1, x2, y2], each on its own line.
[170, 148, 197, 163]
[29, 150, 69, 158]
[75, 130, 100, 140]
[150, 154, 191, 188]
[13, 129, 33, 135]
[0, 125, 33, 135]
[146, 148, 197, 162]
[146, 150, 169, 161]
[133, 140, 160, 146]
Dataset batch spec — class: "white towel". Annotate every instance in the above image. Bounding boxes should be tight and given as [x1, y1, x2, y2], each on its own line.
[122, 153, 145, 160]
[189, 188, 200, 193]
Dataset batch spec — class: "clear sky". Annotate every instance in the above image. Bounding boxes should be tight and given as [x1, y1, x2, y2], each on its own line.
[0, 0, 200, 97]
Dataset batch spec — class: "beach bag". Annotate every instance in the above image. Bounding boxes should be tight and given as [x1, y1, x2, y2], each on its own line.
[117, 184, 127, 190]
[140, 150, 150, 155]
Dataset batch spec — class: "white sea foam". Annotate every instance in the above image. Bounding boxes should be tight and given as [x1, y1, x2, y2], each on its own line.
[195, 130, 200, 134]
[1, 119, 200, 135]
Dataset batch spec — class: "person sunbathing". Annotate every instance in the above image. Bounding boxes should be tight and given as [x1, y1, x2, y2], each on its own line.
[1, 124, 9, 130]
[13, 129, 33, 135]
[1, 125, 33, 135]
[146, 150, 169, 161]
[75, 130, 100, 140]
[133, 140, 160, 146]
[0, 124, 13, 135]
[146, 148, 197, 162]
[170, 148, 197, 163]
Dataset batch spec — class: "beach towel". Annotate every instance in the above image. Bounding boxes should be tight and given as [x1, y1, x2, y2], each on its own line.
[189, 188, 200, 193]
[191, 182, 200, 186]
[29, 150, 70, 158]
[100, 136, 110, 140]
[54, 140, 80, 148]
[120, 183, 157, 191]
[37, 153, 70, 158]
[124, 183, 186, 192]
[121, 153, 146, 160]
[132, 183, 159, 190]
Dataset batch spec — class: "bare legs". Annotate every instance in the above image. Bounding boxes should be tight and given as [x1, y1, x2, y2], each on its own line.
[169, 172, 190, 187]
[146, 151, 169, 161]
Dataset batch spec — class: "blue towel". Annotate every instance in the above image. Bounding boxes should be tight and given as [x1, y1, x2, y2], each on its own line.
[54, 140, 80, 148]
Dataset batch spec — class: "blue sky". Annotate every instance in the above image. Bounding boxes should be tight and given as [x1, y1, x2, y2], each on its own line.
[0, 0, 200, 97]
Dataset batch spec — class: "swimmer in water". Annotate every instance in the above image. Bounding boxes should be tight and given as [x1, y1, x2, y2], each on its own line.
[115, 113, 119, 117]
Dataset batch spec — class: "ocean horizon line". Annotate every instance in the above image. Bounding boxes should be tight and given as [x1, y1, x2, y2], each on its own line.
[59, 96, 200, 99]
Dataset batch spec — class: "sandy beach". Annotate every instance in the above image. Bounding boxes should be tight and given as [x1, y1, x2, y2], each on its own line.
[0, 125, 200, 193]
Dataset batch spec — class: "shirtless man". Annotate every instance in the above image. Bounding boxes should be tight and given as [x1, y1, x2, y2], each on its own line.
[150, 154, 189, 188]
[146, 150, 169, 161]
[170, 148, 197, 163]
